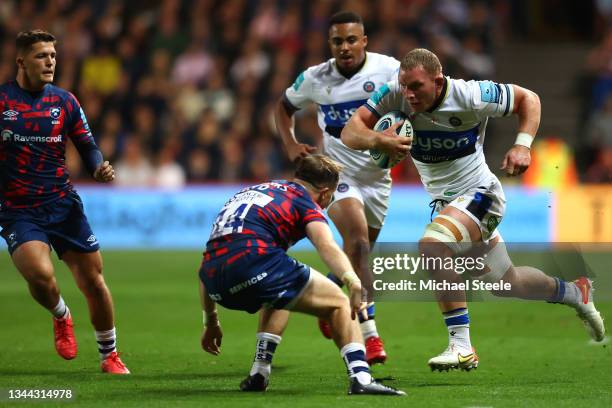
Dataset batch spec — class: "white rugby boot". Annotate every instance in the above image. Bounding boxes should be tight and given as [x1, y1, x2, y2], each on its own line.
[571, 277, 606, 342]
[428, 344, 479, 372]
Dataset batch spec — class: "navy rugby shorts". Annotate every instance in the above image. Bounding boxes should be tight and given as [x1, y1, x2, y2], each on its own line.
[200, 248, 311, 314]
[0, 192, 99, 258]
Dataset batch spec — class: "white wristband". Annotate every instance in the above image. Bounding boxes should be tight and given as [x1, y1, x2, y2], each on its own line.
[514, 132, 534, 149]
[341, 271, 360, 288]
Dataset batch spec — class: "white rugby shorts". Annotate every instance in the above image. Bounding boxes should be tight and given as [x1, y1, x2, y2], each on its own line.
[328, 173, 392, 229]
[433, 178, 506, 243]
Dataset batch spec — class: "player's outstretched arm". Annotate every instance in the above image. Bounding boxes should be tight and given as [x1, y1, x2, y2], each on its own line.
[93, 161, 115, 183]
[274, 96, 316, 162]
[501, 85, 541, 176]
[199, 281, 223, 355]
[342, 106, 410, 156]
[306, 221, 365, 319]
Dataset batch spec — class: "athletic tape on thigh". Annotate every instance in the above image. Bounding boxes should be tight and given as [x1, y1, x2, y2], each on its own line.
[481, 238, 512, 283]
[423, 223, 456, 242]
[423, 215, 471, 253]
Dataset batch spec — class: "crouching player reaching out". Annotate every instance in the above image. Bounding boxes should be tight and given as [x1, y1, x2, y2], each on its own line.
[198, 155, 404, 396]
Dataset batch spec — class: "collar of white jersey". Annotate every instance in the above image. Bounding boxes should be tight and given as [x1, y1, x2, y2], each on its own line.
[426, 76, 450, 113]
[332, 52, 369, 79]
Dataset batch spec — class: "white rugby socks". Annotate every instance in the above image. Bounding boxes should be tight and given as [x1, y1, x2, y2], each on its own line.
[443, 308, 472, 351]
[95, 328, 117, 360]
[51, 296, 70, 319]
[249, 332, 281, 380]
[341, 342, 372, 385]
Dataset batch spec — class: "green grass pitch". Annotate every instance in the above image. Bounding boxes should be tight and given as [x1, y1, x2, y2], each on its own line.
[1, 250, 610, 407]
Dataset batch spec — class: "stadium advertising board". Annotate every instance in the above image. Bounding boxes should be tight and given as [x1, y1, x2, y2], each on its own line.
[0, 185, 554, 250]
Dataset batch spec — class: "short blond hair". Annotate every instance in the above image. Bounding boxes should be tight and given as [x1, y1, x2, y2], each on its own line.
[294, 154, 343, 190]
[401, 48, 442, 75]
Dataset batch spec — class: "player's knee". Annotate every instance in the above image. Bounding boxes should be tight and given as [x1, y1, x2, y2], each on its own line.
[29, 273, 57, 292]
[489, 266, 516, 297]
[76, 272, 108, 295]
[478, 241, 513, 296]
[325, 293, 351, 321]
[20, 257, 55, 284]
[335, 299, 352, 321]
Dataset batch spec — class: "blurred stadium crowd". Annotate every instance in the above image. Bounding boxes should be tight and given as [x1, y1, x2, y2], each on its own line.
[0, 0, 610, 186]
[582, 24, 612, 183]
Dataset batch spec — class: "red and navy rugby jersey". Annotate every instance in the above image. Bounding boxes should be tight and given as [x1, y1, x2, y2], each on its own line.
[205, 180, 327, 263]
[0, 81, 100, 209]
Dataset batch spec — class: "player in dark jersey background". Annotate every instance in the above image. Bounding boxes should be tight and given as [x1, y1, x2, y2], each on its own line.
[199, 155, 404, 396]
[0, 30, 129, 374]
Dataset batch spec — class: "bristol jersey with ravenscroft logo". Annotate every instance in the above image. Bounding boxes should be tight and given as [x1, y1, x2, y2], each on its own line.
[284, 52, 400, 184]
[0, 81, 99, 209]
[365, 77, 515, 200]
[204, 180, 327, 265]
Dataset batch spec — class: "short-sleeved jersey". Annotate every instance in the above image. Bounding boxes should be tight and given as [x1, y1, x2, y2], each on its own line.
[366, 77, 514, 200]
[284, 52, 400, 184]
[204, 180, 327, 264]
[0, 81, 97, 209]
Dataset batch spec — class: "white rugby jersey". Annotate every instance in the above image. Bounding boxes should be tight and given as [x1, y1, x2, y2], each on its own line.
[365, 77, 515, 200]
[284, 52, 400, 183]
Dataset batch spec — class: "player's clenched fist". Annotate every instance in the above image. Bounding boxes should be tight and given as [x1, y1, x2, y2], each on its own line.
[501, 145, 531, 177]
[93, 161, 115, 182]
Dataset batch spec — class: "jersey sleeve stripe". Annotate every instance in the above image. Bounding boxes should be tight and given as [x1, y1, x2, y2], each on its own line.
[503, 84, 512, 116]
[365, 103, 382, 119]
[282, 93, 300, 113]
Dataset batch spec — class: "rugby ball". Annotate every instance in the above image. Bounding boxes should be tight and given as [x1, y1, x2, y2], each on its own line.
[369, 111, 413, 169]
